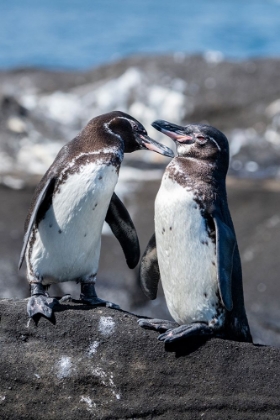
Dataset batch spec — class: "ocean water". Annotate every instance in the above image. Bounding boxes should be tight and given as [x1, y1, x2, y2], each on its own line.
[0, 0, 280, 70]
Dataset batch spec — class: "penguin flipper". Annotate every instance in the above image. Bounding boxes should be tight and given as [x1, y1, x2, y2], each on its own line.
[212, 212, 235, 311]
[18, 177, 56, 269]
[105, 192, 140, 269]
[139, 233, 160, 300]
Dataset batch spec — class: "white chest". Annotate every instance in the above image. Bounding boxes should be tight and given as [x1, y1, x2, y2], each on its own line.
[155, 174, 223, 326]
[28, 161, 119, 283]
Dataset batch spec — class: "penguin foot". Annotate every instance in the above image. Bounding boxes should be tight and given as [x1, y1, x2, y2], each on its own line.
[80, 282, 120, 309]
[158, 322, 214, 343]
[80, 295, 120, 309]
[59, 294, 72, 303]
[137, 318, 179, 333]
[27, 294, 58, 320]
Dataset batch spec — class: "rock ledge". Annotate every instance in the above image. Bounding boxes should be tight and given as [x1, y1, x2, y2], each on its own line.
[0, 299, 280, 419]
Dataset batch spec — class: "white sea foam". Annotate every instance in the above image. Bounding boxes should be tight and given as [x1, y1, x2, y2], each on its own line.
[2, 65, 279, 184]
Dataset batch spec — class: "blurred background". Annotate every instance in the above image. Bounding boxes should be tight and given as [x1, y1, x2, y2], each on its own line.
[1, 0, 280, 345]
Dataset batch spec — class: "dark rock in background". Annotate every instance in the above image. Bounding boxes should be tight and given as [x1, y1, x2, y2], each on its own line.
[1, 299, 280, 420]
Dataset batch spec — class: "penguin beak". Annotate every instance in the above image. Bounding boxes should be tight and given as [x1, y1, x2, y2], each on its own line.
[135, 133, 174, 157]
[152, 120, 195, 144]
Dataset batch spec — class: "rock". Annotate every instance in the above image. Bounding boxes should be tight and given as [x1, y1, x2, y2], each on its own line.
[1, 298, 280, 419]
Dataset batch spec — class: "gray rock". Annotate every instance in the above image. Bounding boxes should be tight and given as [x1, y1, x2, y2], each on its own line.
[1, 298, 280, 419]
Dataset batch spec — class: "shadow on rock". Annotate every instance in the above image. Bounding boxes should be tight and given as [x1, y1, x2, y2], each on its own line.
[165, 336, 211, 357]
[32, 312, 56, 326]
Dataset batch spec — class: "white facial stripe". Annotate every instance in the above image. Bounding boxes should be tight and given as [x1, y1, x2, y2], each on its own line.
[104, 121, 123, 141]
[209, 136, 221, 151]
[117, 116, 132, 123]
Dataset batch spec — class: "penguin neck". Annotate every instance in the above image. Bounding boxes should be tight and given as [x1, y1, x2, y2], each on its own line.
[166, 157, 227, 212]
[170, 156, 225, 186]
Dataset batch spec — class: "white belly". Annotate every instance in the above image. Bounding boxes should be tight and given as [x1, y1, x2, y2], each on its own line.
[28, 162, 118, 284]
[155, 175, 223, 326]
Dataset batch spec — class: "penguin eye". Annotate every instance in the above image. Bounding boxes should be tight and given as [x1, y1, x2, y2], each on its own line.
[131, 121, 143, 133]
[196, 136, 207, 146]
[133, 123, 147, 135]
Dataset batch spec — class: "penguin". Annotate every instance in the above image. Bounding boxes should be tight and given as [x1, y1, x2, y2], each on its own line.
[138, 120, 252, 343]
[19, 111, 174, 321]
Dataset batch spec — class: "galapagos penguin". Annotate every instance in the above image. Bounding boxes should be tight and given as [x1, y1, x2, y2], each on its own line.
[19, 111, 174, 321]
[138, 120, 252, 343]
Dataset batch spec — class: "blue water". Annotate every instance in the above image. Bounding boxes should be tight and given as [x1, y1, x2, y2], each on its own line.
[0, 0, 280, 70]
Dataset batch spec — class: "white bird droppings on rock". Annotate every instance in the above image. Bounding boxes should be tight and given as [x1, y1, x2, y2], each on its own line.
[56, 356, 73, 379]
[92, 367, 121, 400]
[80, 396, 96, 411]
[88, 340, 99, 356]
[98, 316, 115, 336]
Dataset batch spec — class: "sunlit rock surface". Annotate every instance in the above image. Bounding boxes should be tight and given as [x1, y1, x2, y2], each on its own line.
[1, 299, 280, 419]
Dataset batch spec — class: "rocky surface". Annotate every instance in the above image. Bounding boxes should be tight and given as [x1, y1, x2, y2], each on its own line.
[1, 298, 280, 419]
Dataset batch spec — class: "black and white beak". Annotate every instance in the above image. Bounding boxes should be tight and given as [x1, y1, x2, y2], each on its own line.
[135, 132, 174, 157]
[152, 120, 195, 144]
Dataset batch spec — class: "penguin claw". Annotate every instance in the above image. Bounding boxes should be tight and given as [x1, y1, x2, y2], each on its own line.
[105, 301, 120, 309]
[138, 318, 179, 333]
[158, 323, 214, 343]
[27, 295, 58, 320]
[59, 294, 72, 303]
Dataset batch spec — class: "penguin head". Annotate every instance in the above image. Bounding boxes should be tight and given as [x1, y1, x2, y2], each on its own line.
[152, 119, 229, 172]
[102, 111, 174, 157]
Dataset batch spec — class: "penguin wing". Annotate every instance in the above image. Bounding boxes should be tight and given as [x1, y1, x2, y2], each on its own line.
[105, 192, 140, 269]
[18, 177, 56, 269]
[212, 212, 236, 311]
[139, 233, 160, 300]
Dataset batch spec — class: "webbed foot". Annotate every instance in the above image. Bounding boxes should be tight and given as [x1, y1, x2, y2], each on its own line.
[27, 283, 58, 321]
[27, 294, 58, 319]
[158, 322, 214, 343]
[59, 294, 72, 303]
[137, 318, 179, 333]
[80, 282, 120, 309]
[81, 295, 120, 309]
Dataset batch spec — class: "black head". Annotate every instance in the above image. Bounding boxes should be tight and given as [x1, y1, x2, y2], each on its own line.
[99, 111, 174, 157]
[152, 120, 229, 174]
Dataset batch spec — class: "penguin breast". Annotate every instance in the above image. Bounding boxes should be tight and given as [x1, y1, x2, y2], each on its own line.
[155, 174, 224, 326]
[28, 160, 119, 283]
